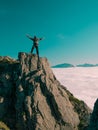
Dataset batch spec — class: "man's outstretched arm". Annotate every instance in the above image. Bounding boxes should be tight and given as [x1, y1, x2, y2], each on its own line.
[26, 34, 33, 40]
[39, 37, 45, 41]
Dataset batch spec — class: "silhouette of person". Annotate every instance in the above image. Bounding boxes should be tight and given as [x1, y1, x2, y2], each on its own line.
[26, 34, 44, 69]
[26, 35, 44, 60]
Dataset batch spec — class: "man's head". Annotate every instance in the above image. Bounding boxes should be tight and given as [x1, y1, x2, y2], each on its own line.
[34, 36, 37, 39]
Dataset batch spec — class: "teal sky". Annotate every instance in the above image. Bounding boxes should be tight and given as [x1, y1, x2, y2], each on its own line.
[1, 0, 98, 65]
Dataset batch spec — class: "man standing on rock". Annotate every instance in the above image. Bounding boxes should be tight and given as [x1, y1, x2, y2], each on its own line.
[26, 34, 44, 69]
[26, 34, 44, 59]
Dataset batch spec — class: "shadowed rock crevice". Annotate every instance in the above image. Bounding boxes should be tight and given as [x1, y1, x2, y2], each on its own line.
[0, 52, 91, 130]
[39, 78, 66, 126]
[88, 99, 98, 130]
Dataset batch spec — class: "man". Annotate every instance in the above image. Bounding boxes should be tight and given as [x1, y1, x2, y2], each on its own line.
[26, 34, 44, 59]
[26, 34, 44, 69]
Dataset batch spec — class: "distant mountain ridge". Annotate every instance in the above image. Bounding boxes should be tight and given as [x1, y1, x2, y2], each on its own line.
[52, 63, 98, 68]
[52, 63, 74, 68]
[77, 63, 98, 67]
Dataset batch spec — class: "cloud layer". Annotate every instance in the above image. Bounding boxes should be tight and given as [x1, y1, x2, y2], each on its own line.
[52, 67, 98, 109]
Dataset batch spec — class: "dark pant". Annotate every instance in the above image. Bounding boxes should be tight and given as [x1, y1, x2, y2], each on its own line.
[31, 45, 40, 68]
[31, 45, 39, 58]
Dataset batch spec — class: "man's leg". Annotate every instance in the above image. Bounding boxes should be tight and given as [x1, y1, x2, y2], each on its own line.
[36, 46, 39, 60]
[36, 46, 40, 69]
[31, 45, 35, 53]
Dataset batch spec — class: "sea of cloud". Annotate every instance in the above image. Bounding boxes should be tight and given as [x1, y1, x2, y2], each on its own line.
[52, 67, 98, 109]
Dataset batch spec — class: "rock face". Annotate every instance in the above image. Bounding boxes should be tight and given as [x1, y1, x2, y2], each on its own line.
[0, 52, 91, 130]
[88, 99, 98, 130]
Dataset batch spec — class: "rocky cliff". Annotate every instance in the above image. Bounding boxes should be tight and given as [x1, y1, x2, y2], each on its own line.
[0, 53, 91, 130]
[88, 99, 98, 130]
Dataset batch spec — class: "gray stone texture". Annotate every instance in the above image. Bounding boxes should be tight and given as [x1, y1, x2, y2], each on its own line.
[0, 53, 91, 130]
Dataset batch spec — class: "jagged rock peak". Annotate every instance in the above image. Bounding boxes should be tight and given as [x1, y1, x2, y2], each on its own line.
[0, 55, 18, 64]
[0, 52, 91, 130]
[17, 52, 79, 130]
[18, 52, 54, 77]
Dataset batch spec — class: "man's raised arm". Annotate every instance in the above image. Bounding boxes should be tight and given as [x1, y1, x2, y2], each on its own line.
[39, 37, 45, 41]
[26, 34, 33, 40]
